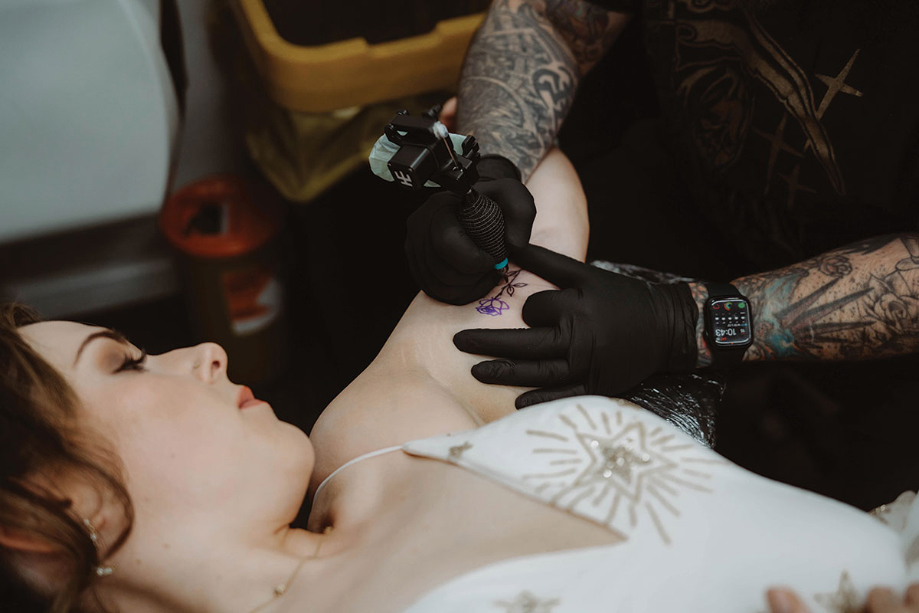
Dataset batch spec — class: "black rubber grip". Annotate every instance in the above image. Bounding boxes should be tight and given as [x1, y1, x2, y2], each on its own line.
[457, 189, 508, 264]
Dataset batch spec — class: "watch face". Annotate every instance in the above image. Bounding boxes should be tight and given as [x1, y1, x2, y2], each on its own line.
[708, 298, 752, 347]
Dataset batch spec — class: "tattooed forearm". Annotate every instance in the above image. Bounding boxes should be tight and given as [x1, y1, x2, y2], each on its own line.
[457, 0, 629, 179]
[731, 234, 919, 361]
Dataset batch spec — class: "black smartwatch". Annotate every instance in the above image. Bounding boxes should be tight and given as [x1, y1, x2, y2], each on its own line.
[703, 282, 753, 368]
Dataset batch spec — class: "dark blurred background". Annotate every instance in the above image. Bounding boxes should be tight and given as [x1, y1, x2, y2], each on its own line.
[1, 1, 916, 522]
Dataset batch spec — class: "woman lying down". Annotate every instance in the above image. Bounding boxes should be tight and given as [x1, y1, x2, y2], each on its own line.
[3, 149, 918, 613]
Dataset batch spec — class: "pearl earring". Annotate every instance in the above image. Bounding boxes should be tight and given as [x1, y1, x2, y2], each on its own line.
[83, 518, 115, 577]
[82, 518, 98, 543]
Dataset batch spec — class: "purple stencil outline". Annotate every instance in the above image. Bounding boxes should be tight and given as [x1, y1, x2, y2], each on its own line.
[476, 269, 527, 316]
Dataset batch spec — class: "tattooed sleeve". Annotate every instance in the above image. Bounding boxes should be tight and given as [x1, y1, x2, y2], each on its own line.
[727, 234, 919, 361]
[457, 0, 630, 180]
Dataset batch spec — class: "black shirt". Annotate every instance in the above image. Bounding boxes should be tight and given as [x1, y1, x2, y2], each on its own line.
[584, 0, 919, 269]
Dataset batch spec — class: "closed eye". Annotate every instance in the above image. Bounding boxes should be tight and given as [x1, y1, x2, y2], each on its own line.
[116, 349, 147, 373]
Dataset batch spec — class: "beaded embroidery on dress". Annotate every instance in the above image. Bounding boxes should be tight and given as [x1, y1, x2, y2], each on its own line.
[406, 395, 721, 545]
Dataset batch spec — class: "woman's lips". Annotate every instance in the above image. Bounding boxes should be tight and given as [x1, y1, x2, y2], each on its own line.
[237, 386, 261, 409]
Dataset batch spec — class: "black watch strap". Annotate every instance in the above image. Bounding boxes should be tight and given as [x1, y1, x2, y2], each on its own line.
[706, 282, 741, 298]
[704, 282, 751, 368]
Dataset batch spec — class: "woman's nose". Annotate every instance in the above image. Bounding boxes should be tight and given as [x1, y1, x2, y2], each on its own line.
[191, 342, 228, 383]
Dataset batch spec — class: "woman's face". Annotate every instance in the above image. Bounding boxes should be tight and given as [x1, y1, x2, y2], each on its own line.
[19, 321, 312, 534]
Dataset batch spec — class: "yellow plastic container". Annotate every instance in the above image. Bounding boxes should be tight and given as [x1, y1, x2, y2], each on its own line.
[229, 0, 485, 113]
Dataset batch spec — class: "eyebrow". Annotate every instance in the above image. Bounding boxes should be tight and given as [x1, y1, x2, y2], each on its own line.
[74, 329, 130, 366]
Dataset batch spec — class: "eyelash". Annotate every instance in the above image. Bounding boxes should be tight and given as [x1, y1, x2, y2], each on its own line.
[116, 349, 147, 373]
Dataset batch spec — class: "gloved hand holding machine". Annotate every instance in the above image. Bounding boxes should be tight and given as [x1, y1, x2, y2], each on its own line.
[370, 108, 750, 411]
[369, 107, 537, 304]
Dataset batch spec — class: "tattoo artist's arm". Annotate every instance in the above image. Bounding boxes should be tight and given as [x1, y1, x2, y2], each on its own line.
[457, 0, 630, 180]
[688, 234, 919, 367]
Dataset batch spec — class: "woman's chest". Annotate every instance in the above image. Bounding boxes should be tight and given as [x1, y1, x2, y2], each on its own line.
[381, 398, 910, 612]
[379, 476, 907, 613]
[330, 459, 623, 613]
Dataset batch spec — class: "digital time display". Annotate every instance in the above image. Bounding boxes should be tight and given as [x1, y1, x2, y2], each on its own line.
[708, 298, 752, 346]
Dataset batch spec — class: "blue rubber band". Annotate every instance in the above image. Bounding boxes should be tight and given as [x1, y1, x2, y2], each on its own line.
[493, 258, 509, 270]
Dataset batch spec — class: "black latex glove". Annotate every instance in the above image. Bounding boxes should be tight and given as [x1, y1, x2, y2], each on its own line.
[404, 158, 536, 305]
[453, 245, 700, 408]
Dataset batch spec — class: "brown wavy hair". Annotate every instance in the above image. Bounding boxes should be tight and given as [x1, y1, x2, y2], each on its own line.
[0, 304, 134, 612]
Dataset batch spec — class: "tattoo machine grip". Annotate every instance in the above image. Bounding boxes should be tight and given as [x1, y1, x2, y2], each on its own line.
[378, 109, 510, 270]
[458, 189, 509, 269]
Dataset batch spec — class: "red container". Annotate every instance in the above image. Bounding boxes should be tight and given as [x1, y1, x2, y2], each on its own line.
[160, 175, 288, 385]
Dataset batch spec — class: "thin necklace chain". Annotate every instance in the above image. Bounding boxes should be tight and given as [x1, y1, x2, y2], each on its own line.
[247, 526, 332, 613]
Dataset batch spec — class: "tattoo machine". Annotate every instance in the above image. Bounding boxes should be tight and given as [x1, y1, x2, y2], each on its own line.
[369, 107, 509, 272]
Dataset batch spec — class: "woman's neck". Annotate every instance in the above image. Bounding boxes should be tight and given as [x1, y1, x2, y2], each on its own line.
[96, 521, 335, 613]
[98, 451, 411, 613]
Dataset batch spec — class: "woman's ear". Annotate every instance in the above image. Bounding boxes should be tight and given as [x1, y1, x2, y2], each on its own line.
[0, 525, 57, 554]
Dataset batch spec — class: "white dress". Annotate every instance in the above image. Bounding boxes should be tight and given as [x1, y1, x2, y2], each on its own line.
[316, 396, 919, 612]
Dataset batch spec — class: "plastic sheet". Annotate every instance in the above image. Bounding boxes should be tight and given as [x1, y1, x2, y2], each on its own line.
[620, 372, 722, 448]
[591, 260, 724, 447]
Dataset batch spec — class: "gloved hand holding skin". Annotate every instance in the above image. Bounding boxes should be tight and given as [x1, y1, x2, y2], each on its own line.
[404, 163, 536, 305]
[453, 244, 699, 408]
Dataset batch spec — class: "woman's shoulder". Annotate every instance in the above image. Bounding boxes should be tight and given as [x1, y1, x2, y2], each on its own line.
[309, 363, 482, 495]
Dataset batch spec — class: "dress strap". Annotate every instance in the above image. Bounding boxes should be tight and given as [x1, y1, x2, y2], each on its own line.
[313, 445, 403, 503]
